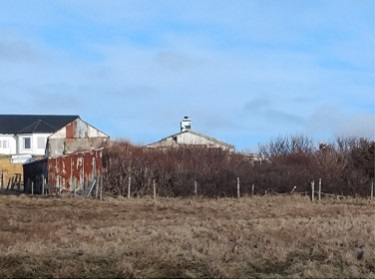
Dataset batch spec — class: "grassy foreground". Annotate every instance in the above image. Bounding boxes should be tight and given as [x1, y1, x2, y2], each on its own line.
[0, 194, 374, 278]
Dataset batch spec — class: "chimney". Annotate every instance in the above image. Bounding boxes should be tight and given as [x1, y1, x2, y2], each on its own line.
[180, 116, 191, 132]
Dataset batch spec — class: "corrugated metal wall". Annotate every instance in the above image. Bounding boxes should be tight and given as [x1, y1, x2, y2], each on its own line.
[23, 149, 103, 194]
[48, 149, 102, 192]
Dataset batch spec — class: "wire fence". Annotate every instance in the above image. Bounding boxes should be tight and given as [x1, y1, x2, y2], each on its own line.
[102, 176, 375, 202]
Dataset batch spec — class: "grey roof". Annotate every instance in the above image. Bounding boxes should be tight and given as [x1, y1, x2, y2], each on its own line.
[0, 115, 79, 134]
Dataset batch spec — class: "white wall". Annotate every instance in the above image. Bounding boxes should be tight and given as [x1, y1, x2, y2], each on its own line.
[0, 135, 16, 155]
[17, 133, 51, 155]
[50, 118, 108, 139]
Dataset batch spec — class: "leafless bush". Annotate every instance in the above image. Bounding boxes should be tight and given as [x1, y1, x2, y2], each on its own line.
[102, 136, 374, 198]
[103, 141, 245, 197]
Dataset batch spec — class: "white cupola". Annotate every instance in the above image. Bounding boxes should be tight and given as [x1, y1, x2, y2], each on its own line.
[180, 116, 191, 132]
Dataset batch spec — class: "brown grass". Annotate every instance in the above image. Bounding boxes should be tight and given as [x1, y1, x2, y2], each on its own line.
[0, 157, 23, 186]
[0, 194, 374, 278]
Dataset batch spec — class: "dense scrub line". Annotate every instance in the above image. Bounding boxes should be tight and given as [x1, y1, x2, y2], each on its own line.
[102, 136, 374, 198]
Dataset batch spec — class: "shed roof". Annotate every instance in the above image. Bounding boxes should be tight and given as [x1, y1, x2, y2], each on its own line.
[0, 115, 79, 134]
[147, 130, 235, 151]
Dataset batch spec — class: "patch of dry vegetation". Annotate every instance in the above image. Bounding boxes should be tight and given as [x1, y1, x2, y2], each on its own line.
[0, 194, 374, 278]
[0, 157, 23, 186]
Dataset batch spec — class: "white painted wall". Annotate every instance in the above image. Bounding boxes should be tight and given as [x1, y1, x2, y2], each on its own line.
[17, 133, 51, 155]
[50, 118, 108, 139]
[0, 135, 16, 155]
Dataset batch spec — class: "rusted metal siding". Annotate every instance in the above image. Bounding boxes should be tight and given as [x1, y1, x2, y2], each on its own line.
[47, 149, 103, 192]
[23, 149, 103, 194]
[66, 121, 75, 139]
[65, 119, 90, 139]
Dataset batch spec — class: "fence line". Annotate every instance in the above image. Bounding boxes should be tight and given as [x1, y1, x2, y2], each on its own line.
[8, 176, 375, 202]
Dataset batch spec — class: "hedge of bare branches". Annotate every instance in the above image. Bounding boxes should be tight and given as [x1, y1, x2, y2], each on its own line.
[102, 136, 374, 198]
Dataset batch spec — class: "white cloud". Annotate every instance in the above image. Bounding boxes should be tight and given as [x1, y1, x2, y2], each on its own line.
[0, 0, 373, 151]
[336, 113, 375, 139]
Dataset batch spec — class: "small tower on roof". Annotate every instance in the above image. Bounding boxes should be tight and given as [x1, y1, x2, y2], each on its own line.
[180, 116, 191, 132]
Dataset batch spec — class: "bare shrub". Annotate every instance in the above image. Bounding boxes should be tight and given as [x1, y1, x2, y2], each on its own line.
[102, 136, 374, 198]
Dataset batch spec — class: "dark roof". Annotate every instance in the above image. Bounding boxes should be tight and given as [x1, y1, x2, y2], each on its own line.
[0, 115, 79, 134]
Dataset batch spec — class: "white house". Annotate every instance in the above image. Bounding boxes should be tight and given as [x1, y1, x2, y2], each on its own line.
[146, 116, 235, 151]
[0, 115, 109, 160]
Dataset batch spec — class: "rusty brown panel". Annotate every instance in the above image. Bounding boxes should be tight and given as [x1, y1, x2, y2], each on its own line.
[72, 153, 83, 191]
[47, 149, 103, 192]
[84, 153, 93, 179]
[48, 158, 57, 187]
[62, 155, 72, 191]
[66, 121, 75, 139]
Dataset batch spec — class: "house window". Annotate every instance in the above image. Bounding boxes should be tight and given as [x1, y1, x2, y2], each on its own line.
[23, 137, 31, 149]
[3, 140, 7, 149]
[37, 137, 46, 149]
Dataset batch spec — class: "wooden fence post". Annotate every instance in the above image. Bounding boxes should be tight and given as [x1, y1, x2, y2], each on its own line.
[153, 179, 156, 200]
[17, 174, 21, 191]
[31, 182, 34, 195]
[100, 175, 103, 201]
[42, 175, 45, 195]
[371, 181, 374, 200]
[128, 176, 131, 199]
[237, 177, 240, 199]
[318, 178, 321, 202]
[311, 180, 315, 202]
[252, 184, 254, 197]
[194, 181, 198, 196]
[290, 186, 296, 194]
[95, 176, 99, 199]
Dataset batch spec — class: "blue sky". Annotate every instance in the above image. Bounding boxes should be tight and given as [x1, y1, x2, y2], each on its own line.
[0, 0, 374, 152]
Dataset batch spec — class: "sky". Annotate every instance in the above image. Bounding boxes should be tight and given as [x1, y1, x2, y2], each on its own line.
[0, 0, 374, 152]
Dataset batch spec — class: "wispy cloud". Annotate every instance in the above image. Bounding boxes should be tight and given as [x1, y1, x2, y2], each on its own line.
[243, 97, 305, 127]
[0, 0, 373, 151]
[0, 29, 44, 62]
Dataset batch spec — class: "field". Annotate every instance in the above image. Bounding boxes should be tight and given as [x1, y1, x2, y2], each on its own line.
[0, 194, 374, 278]
[0, 156, 23, 187]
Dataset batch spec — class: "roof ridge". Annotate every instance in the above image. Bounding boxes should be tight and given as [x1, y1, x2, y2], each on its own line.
[147, 129, 234, 150]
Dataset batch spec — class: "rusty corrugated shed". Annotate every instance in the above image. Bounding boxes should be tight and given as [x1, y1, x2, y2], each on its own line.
[23, 149, 103, 194]
[48, 149, 102, 192]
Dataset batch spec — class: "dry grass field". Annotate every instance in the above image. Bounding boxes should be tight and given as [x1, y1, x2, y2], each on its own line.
[0, 156, 23, 187]
[0, 194, 374, 278]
